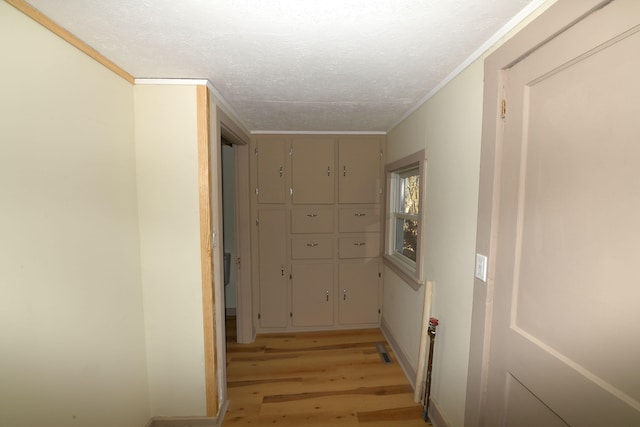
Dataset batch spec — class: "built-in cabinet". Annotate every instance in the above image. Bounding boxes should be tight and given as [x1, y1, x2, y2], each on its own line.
[251, 134, 385, 331]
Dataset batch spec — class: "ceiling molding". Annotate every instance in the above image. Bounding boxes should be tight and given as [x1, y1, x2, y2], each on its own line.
[7, 0, 134, 83]
[134, 78, 208, 86]
[387, 0, 552, 133]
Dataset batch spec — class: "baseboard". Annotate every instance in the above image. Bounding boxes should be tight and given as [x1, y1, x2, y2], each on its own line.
[380, 318, 416, 390]
[147, 401, 229, 427]
[427, 397, 451, 427]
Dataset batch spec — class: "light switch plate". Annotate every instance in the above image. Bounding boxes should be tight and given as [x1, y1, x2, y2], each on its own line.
[475, 253, 488, 282]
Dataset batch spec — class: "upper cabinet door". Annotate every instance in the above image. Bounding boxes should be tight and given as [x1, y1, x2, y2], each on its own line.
[339, 137, 381, 204]
[256, 137, 288, 204]
[291, 137, 335, 204]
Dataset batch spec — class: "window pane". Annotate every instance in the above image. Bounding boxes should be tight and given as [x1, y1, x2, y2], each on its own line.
[401, 173, 419, 214]
[395, 217, 418, 262]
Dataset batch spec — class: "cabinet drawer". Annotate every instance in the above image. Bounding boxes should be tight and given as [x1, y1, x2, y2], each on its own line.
[339, 236, 380, 259]
[291, 238, 334, 259]
[339, 208, 380, 233]
[291, 208, 334, 233]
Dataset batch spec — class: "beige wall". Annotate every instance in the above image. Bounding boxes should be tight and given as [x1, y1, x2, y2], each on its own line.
[384, 2, 558, 426]
[134, 84, 208, 416]
[0, 3, 150, 426]
[384, 60, 484, 427]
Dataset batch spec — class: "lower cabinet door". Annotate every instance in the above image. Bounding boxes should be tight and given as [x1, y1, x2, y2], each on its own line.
[258, 209, 288, 328]
[339, 262, 380, 325]
[291, 263, 334, 327]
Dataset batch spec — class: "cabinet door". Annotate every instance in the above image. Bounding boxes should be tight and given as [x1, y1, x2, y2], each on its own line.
[258, 209, 288, 327]
[338, 137, 381, 204]
[339, 262, 380, 325]
[256, 138, 287, 204]
[291, 263, 334, 327]
[292, 137, 335, 204]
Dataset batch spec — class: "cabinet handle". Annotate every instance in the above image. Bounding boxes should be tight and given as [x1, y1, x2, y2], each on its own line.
[343, 165, 347, 177]
[279, 166, 283, 177]
[327, 166, 331, 176]
[326, 290, 330, 302]
[353, 242, 366, 246]
[343, 289, 347, 301]
[306, 213, 318, 217]
[354, 213, 366, 217]
[306, 242, 319, 247]
[280, 265, 285, 276]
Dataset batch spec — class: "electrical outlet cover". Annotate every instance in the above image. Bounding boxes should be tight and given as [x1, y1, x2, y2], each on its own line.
[475, 253, 488, 282]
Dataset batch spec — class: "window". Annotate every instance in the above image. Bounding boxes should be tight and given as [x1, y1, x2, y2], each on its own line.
[384, 150, 426, 289]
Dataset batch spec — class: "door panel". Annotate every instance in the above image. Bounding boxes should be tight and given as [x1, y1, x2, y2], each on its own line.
[339, 262, 379, 325]
[292, 137, 335, 204]
[256, 138, 287, 204]
[338, 137, 381, 203]
[291, 263, 334, 327]
[257, 209, 288, 328]
[504, 374, 569, 427]
[487, 1, 640, 425]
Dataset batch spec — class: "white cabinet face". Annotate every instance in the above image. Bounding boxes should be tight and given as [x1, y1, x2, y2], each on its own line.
[257, 209, 288, 327]
[256, 138, 288, 204]
[291, 137, 335, 204]
[291, 263, 334, 327]
[339, 263, 380, 325]
[338, 138, 381, 204]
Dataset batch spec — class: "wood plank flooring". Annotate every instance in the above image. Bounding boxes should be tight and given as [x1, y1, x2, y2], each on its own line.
[223, 318, 431, 426]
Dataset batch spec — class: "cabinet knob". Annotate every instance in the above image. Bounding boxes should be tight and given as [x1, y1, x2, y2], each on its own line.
[343, 165, 347, 177]
[306, 242, 319, 247]
[353, 242, 366, 246]
[354, 212, 366, 217]
[326, 290, 329, 302]
[343, 289, 347, 301]
[327, 166, 331, 176]
[279, 166, 284, 177]
[306, 213, 318, 217]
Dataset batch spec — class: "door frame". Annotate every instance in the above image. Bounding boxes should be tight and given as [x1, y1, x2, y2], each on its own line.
[219, 115, 253, 345]
[465, 1, 613, 425]
[197, 86, 252, 416]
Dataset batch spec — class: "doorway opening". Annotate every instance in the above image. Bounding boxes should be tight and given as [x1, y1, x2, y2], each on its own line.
[221, 137, 237, 344]
[218, 123, 252, 348]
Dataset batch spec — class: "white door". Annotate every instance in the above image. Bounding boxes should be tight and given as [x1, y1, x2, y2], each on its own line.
[486, 1, 640, 425]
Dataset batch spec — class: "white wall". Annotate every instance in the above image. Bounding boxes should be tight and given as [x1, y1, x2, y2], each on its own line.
[0, 3, 150, 426]
[384, 60, 484, 427]
[134, 84, 207, 416]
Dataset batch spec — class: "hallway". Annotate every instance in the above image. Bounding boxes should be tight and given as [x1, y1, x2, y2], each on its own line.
[223, 320, 431, 426]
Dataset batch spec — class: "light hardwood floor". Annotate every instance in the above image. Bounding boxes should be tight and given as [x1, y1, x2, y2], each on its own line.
[223, 318, 432, 426]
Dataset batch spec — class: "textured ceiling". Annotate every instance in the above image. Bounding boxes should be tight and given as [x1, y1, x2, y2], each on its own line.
[24, 0, 538, 132]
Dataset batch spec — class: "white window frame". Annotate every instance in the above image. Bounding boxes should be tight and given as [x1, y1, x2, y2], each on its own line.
[383, 150, 426, 290]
